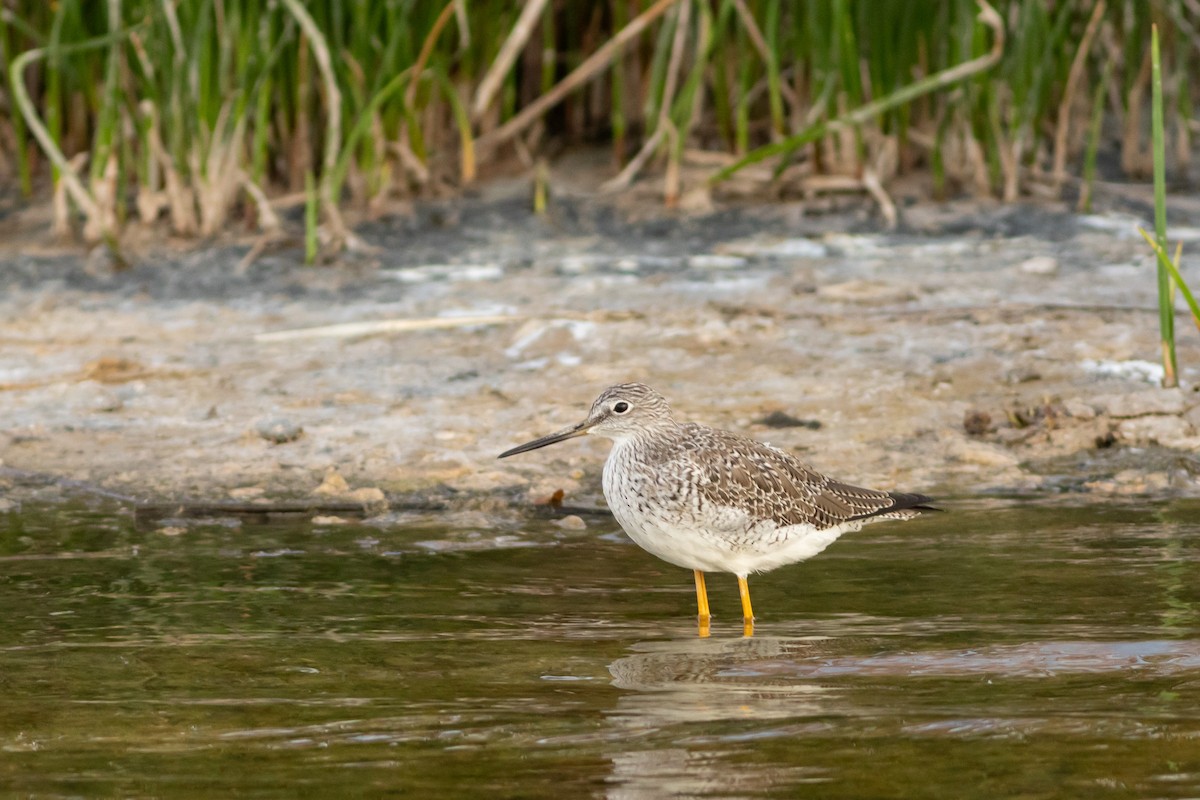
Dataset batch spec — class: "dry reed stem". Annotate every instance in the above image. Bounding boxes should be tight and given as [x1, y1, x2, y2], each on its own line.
[861, 167, 896, 229]
[476, 0, 683, 155]
[472, 0, 551, 121]
[9, 48, 108, 241]
[660, 0, 691, 206]
[281, 0, 348, 247]
[406, 0, 459, 111]
[603, 0, 691, 196]
[601, 127, 665, 192]
[729, 0, 798, 113]
[1122, 48, 1152, 176]
[255, 315, 517, 343]
[240, 174, 281, 233]
[709, 0, 1004, 187]
[1051, 0, 1105, 194]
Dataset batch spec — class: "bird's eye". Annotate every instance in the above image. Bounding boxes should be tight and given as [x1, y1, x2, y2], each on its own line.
[613, 401, 630, 414]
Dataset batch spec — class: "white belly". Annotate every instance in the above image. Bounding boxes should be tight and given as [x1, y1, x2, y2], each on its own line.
[601, 445, 858, 576]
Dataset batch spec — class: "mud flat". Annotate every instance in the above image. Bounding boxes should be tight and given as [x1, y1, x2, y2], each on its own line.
[2, 189, 1199, 512]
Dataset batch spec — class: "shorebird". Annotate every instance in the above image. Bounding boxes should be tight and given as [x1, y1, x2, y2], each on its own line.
[498, 383, 936, 636]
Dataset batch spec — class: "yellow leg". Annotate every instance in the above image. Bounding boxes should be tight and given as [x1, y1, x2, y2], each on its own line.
[737, 575, 755, 637]
[694, 570, 711, 638]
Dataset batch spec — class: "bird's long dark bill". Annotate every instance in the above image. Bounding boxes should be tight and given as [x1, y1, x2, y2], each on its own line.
[498, 420, 592, 458]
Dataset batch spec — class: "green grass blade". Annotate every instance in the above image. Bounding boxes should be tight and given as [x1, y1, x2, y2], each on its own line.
[1150, 24, 1177, 387]
[1138, 229, 1200, 337]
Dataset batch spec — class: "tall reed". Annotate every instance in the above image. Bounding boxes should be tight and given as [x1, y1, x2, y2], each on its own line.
[0, 1, 1196, 248]
[1137, 24, 1199, 388]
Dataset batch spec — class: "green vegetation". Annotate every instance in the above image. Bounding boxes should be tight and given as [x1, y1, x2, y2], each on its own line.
[1137, 25, 1199, 389]
[0, 1, 1196, 248]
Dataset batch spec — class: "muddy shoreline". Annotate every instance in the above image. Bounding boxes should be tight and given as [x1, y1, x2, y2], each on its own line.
[2, 185, 1199, 512]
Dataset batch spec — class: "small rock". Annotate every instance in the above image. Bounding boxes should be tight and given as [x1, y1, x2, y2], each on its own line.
[348, 487, 388, 511]
[755, 410, 822, 429]
[91, 392, 124, 413]
[1019, 256, 1059, 275]
[257, 418, 303, 444]
[1063, 399, 1097, 419]
[817, 279, 912, 304]
[963, 410, 994, 437]
[525, 477, 582, 505]
[229, 486, 266, 500]
[944, 436, 1021, 467]
[312, 515, 350, 525]
[1098, 389, 1187, 418]
[0, 498, 17, 513]
[1005, 367, 1041, 384]
[455, 469, 527, 492]
[1116, 415, 1195, 447]
[821, 233, 883, 255]
[688, 254, 747, 270]
[158, 526, 186, 537]
[83, 357, 144, 383]
[312, 470, 351, 496]
[553, 515, 587, 531]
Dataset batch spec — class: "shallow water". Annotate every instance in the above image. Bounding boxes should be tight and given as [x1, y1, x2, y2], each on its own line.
[1, 499, 1198, 798]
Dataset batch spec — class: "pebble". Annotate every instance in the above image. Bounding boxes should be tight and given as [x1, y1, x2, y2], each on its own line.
[1018, 256, 1059, 275]
[229, 486, 265, 499]
[348, 487, 387, 510]
[456, 469, 527, 492]
[687, 254, 747, 270]
[312, 470, 351, 496]
[312, 515, 350, 525]
[553, 515, 587, 531]
[91, 391, 124, 413]
[755, 410, 822, 429]
[1063, 399, 1097, 419]
[257, 418, 303, 444]
[962, 410, 994, 436]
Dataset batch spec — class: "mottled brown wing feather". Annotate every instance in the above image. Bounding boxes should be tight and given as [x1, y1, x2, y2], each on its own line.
[682, 424, 918, 530]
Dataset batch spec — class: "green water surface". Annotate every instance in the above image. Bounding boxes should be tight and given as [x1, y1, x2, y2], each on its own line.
[0, 498, 1198, 798]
